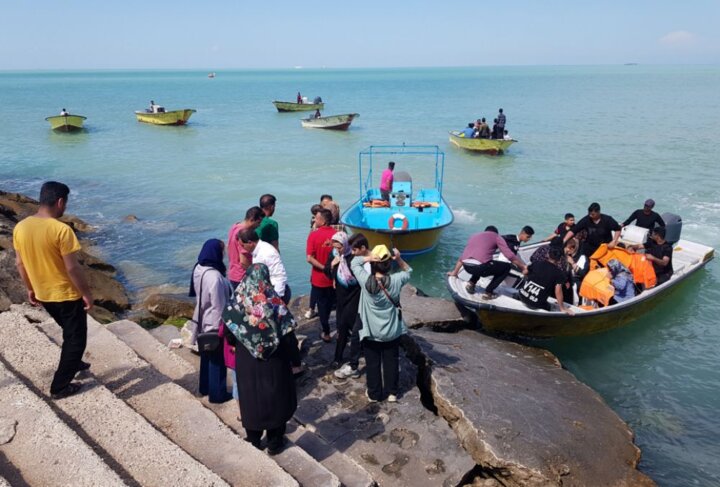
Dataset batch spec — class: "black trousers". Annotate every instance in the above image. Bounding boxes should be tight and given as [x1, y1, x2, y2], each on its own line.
[41, 299, 87, 394]
[463, 260, 512, 294]
[246, 423, 286, 451]
[311, 285, 335, 334]
[348, 315, 363, 369]
[363, 338, 400, 400]
[281, 284, 292, 305]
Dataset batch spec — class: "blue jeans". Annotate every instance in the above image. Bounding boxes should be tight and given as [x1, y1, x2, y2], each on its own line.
[199, 347, 231, 403]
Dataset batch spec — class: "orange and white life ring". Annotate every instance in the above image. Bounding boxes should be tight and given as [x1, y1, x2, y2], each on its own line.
[388, 213, 409, 231]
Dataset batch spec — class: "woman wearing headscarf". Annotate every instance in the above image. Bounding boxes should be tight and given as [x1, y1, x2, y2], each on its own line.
[351, 245, 412, 403]
[607, 258, 636, 304]
[190, 239, 233, 403]
[222, 264, 299, 455]
[324, 232, 361, 369]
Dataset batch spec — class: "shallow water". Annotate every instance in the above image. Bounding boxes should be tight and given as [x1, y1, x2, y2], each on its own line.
[1, 66, 719, 484]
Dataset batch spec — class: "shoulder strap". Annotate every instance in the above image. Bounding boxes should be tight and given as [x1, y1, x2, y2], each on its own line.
[377, 277, 402, 310]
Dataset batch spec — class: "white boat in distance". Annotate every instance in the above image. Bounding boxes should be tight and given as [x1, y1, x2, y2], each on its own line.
[301, 113, 359, 130]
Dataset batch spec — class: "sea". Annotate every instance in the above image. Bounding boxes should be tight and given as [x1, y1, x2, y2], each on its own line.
[1, 66, 718, 485]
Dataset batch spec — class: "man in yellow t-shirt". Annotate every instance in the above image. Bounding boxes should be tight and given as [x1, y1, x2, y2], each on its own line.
[13, 181, 94, 399]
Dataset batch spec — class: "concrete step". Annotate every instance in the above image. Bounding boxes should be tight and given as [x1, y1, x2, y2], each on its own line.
[0, 307, 227, 487]
[109, 319, 375, 487]
[25, 309, 301, 487]
[0, 361, 126, 487]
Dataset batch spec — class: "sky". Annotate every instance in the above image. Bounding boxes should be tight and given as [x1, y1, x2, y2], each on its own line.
[1, 0, 718, 70]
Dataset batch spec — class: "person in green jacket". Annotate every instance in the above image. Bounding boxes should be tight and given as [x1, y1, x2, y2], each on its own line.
[351, 245, 412, 403]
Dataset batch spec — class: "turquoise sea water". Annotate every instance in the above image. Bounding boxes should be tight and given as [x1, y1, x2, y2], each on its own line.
[1, 66, 719, 484]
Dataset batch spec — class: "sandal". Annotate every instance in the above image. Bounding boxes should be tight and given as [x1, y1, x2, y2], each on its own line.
[321, 333, 332, 343]
[465, 282, 476, 294]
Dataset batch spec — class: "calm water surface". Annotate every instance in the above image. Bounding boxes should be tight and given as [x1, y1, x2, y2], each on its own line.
[1, 66, 718, 485]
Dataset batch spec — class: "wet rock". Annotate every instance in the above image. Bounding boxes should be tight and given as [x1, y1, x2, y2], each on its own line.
[0, 190, 129, 317]
[143, 293, 195, 321]
[405, 327, 655, 487]
[123, 214, 139, 223]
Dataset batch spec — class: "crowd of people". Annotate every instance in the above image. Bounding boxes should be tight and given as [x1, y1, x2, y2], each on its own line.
[450, 198, 673, 313]
[460, 108, 511, 140]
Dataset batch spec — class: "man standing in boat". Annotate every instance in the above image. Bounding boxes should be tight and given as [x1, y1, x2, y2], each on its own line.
[497, 108, 506, 137]
[622, 199, 665, 230]
[448, 225, 527, 300]
[297, 92, 302, 104]
[380, 162, 395, 202]
[563, 202, 621, 257]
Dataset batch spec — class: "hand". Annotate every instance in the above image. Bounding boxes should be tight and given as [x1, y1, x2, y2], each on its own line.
[447, 270, 458, 277]
[626, 247, 635, 254]
[607, 242, 616, 250]
[27, 289, 39, 306]
[563, 308, 575, 316]
[522, 267, 529, 275]
[82, 294, 94, 311]
[392, 248, 401, 259]
[332, 256, 341, 266]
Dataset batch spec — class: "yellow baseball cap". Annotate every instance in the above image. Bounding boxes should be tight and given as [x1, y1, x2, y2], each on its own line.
[371, 244, 392, 261]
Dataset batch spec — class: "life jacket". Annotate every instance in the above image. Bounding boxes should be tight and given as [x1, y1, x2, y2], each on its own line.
[590, 244, 632, 271]
[363, 199, 390, 208]
[579, 267, 614, 307]
[628, 254, 657, 289]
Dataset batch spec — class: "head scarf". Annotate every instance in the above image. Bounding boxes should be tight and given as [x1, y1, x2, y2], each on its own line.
[189, 238, 226, 297]
[222, 263, 296, 360]
[607, 259, 635, 303]
[332, 232, 356, 286]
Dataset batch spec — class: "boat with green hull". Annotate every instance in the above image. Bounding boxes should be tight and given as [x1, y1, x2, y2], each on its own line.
[273, 100, 324, 112]
[45, 114, 86, 132]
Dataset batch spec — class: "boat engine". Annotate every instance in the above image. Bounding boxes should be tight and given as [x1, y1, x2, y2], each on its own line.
[662, 213, 682, 245]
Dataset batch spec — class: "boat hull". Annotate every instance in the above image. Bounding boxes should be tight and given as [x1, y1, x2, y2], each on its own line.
[343, 225, 445, 256]
[273, 101, 324, 112]
[301, 113, 358, 130]
[135, 109, 196, 125]
[449, 131, 515, 155]
[45, 115, 86, 132]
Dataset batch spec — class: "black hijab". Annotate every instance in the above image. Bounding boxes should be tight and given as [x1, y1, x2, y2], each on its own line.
[189, 238, 226, 297]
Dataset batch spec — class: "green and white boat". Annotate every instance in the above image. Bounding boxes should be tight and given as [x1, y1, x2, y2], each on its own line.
[45, 113, 87, 132]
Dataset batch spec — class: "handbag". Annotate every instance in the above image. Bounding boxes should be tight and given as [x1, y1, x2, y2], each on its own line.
[194, 269, 222, 353]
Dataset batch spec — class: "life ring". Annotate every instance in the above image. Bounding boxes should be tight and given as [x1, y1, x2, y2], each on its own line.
[388, 213, 409, 231]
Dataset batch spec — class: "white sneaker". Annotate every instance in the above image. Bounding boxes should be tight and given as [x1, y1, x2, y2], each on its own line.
[365, 391, 378, 403]
[334, 364, 360, 379]
[387, 394, 398, 403]
[304, 309, 317, 319]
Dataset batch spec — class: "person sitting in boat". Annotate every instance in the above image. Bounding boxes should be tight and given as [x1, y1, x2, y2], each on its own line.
[462, 123, 475, 138]
[313, 96, 322, 104]
[60, 108, 68, 116]
[379, 162, 395, 202]
[607, 259, 635, 304]
[503, 130, 512, 140]
[622, 198, 665, 230]
[542, 213, 575, 242]
[491, 118, 500, 139]
[503, 226, 535, 254]
[628, 226, 673, 285]
[563, 202, 621, 257]
[478, 118, 491, 139]
[297, 92, 303, 104]
[447, 225, 527, 300]
[519, 246, 574, 314]
[530, 237, 581, 304]
[314, 109, 322, 119]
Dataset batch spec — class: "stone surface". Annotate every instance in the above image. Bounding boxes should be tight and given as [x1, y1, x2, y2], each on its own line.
[400, 284, 476, 331]
[0, 307, 229, 487]
[0, 362, 126, 486]
[143, 293, 195, 320]
[0, 190, 129, 317]
[149, 323, 182, 345]
[406, 327, 655, 487]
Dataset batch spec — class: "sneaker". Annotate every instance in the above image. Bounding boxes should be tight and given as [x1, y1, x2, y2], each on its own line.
[465, 282, 476, 294]
[304, 309, 317, 319]
[365, 390, 378, 403]
[330, 361, 341, 370]
[387, 394, 398, 403]
[481, 292, 498, 301]
[50, 382, 82, 400]
[78, 361, 91, 371]
[334, 364, 360, 379]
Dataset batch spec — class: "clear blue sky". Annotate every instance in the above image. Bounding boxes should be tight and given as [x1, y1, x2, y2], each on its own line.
[1, 0, 718, 70]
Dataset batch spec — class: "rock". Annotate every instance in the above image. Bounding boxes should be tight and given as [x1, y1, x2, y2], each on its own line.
[143, 293, 195, 321]
[149, 324, 182, 346]
[404, 327, 655, 487]
[88, 305, 117, 324]
[400, 284, 476, 331]
[0, 190, 129, 317]
[0, 418, 17, 445]
[123, 214, 139, 223]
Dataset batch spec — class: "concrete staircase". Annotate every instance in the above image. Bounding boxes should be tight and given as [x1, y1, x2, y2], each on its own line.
[0, 305, 375, 487]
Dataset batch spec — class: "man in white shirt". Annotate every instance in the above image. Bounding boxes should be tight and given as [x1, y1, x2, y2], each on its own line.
[238, 228, 290, 303]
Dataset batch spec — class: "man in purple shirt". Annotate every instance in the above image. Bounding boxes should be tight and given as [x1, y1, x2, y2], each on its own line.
[448, 226, 527, 300]
[380, 161, 395, 201]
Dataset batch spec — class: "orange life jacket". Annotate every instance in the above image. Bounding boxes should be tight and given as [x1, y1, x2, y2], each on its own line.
[629, 254, 657, 289]
[579, 267, 614, 307]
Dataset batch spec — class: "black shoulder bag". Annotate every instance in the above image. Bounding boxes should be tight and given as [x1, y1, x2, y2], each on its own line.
[195, 270, 222, 353]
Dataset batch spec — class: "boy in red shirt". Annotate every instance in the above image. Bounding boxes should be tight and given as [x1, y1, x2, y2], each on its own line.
[306, 208, 336, 342]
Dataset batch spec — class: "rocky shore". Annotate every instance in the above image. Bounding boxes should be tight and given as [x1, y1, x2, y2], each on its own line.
[0, 188, 654, 485]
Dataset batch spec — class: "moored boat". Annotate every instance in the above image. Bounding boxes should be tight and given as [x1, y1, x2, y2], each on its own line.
[341, 145, 454, 256]
[273, 100, 324, 112]
[45, 114, 86, 132]
[135, 107, 196, 125]
[447, 221, 714, 337]
[449, 131, 515, 155]
[301, 113, 359, 130]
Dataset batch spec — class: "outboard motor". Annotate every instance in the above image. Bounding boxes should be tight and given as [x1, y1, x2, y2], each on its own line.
[662, 213, 682, 245]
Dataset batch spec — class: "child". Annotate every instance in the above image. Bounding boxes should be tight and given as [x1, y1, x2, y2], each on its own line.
[542, 213, 575, 242]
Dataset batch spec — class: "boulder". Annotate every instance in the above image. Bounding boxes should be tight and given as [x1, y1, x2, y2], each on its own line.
[143, 293, 195, 321]
[405, 327, 654, 486]
[400, 284, 476, 331]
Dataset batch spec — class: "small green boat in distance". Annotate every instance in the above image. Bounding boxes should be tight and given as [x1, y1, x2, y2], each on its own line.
[273, 100, 324, 112]
[45, 114, 87, 132]
[449, 131, 516, 155]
